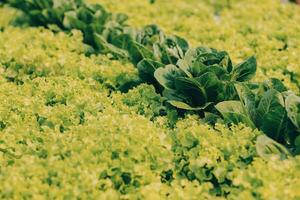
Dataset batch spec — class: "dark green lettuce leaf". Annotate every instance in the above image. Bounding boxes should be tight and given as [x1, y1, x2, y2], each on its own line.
[154, 64, 185, 90]
[177, 58, 206, 78]
[93, 33, 129, 58]
[235, 83, 257, 124]
[137, 59, 164, 84]
[194, 72, 223, 102]
[285, 93, 300, 129]
[215, 100, 255, 128]
[162, 89, 188, 102]
[168, 101, 212, 111]
[174, 77, 207, 106]
[256, 135, 291, 160]
[127, 40, 155, 64]
[256, 89, 287, 142]
[231, 56, 256, 82]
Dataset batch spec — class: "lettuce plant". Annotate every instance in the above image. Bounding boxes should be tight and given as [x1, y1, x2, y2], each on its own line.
[216, 80, 300, 156]
[154, 47, 256, 110]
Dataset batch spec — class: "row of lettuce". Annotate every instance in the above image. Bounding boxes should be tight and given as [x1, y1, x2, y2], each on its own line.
[0, 1, 300, 199]
[2, 0, 300, 157]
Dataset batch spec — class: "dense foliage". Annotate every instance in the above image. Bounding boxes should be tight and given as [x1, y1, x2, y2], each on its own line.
[0, 0, 300, 199]
[3, 0, 300, 155]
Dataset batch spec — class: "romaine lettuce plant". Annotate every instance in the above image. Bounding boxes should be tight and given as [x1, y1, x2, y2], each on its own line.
[154, 47, 256, 110]
[112, 25, 189, 87]
[216, 80, 300, 156]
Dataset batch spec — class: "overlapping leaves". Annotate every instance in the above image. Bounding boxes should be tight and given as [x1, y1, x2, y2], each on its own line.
[216, 80, 300, 157]
[154, 47, 256, 110]
[3, 0, 300, 157]
[6, 0, 129, 57]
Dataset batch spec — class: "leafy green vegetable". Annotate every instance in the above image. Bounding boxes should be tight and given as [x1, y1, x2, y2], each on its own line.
[4, 0, 300, 157]
[235, 83, 257, 123]
[154, 64, 184, 90]
[285, 93, 300, 129]
[136, 59, 164, 85]
[217, 83, 300, 154]
[256, 135, 291, 160]
[231, 56, 256, 82]
[94, 33, 129, 58]
[174, 77, 208, 106]
[168, 101, 212, 111]
[127, 40, 155, 65]
[256, 89, 287, 141]
[6, 0, 130, 57]
[154, 47, 256, 110]
[120, 24, 189, 66]
[215, 100, 255, 128]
